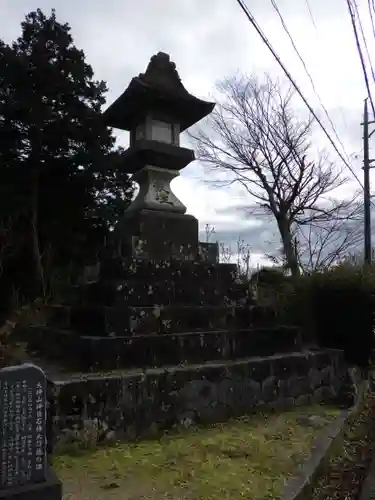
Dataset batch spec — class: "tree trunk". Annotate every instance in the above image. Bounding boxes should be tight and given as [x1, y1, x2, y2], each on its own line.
[277, 217, 300, 277]
[31, 169, 46, 299]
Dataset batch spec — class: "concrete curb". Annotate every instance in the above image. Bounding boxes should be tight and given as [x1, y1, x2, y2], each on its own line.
[280, 379, 368, 500]
[358, 450, 375, 500]
[357, 378, 375, 500]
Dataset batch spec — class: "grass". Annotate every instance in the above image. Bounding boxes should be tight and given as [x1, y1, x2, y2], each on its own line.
[53, 404, 340, 500]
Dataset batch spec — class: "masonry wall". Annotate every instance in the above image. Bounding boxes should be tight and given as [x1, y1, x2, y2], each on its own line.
[49, 350, 348, 445]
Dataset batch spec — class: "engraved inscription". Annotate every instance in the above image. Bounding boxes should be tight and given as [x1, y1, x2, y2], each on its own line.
[0, 364, 47, 489]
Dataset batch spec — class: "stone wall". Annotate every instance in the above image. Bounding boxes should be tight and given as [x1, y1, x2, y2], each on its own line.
[49, 350, 348, 445]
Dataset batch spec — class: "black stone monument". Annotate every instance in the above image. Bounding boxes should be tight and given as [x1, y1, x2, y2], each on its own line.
[0, 364, 62, 500]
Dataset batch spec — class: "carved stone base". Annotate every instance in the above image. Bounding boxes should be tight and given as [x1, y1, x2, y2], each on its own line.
[115, 209, 199, 261]
[127, 165, 186, 214]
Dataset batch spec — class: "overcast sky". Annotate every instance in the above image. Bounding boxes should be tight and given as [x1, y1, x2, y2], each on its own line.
[1, 0, 374, 268]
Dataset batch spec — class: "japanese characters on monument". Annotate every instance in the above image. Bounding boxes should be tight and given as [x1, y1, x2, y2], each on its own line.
[0, 364, 47, 490]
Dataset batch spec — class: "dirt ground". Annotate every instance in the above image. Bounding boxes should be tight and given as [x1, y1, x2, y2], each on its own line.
[52, 404, 339, 500]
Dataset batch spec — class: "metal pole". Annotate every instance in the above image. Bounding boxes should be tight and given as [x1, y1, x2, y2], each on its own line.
[364, 98, 372, 265]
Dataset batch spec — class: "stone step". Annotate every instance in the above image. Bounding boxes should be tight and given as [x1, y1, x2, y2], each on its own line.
[112, 278, 251, 307]
[100, 257, 238, 284]
[100, 260, 242, 305]
[64, 277, 252, 307]
[62, 265, 253, 307]
[25, 325, 303, 372]
[41, 303, 276, 336]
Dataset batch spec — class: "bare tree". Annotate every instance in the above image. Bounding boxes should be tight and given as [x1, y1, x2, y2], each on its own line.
[204, 224, 252, 277]
[189, 74, 352, 277]
[294, 201, 363, 271]
[219, 237, 252, 278]
[204, 223, 216, 243]
[264, 199, 363, 271]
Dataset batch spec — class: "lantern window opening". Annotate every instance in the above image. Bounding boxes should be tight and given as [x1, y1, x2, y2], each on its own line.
[151, 119, 173, 144]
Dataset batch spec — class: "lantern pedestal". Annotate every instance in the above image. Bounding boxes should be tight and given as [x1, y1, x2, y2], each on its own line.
[128, 165, 186, 214]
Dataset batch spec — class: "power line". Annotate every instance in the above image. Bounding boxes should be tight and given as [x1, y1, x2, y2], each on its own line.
[370, 0, 375, 42]
[351, 0, 375, 83]
[304, 0, 318, 32]
[234, 0, 364, 189]
[346, 0, 375, 215]
[346, 0, 375, 118]
[269, 0, 351, 165]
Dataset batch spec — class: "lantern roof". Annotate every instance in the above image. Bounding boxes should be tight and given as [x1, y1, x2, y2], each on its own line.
[103, 52, 215, 132]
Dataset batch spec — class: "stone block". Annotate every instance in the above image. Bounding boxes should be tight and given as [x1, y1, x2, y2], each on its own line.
[248, 359, 272, 382]
[115, 209, 199, 261]
[198, 242, 219, 263]
[308, 367, 322, 389]
[114, 279, 174, 306]
[313, 351, 334, 370]
[271, 355, 297, 379]
[262, 376, 278, 402]
[320, 366, 334, 386]
[294, 394, 310, 407]
[287, 376, 312, 398]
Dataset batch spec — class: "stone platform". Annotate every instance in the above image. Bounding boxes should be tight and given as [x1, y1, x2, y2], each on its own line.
[17, 53, 304, 379]
[19, 257, 300, 372]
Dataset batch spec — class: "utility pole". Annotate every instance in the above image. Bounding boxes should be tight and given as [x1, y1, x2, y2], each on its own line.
[362, 98, 375, 265]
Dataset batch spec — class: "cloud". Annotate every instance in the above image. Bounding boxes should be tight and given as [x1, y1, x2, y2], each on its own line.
[1, 0, 373, 265]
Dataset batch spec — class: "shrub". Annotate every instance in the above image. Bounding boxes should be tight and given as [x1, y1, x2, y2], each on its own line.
[279, 265, 375, 368]
[250, 267, 292, 310]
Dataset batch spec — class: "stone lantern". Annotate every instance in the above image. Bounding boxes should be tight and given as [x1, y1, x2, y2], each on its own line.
[103, 52, 215, 261]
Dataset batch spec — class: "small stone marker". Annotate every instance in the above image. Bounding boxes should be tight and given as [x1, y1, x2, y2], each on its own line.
[0, 363, 62, 500]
